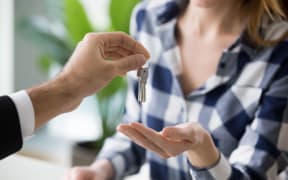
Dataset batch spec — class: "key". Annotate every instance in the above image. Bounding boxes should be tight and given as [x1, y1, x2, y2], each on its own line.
[137, 67, 149, 103]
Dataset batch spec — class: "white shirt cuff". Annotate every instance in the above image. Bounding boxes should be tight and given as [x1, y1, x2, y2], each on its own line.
[9, 90, 35, 138]
[207, 153, 232, 179]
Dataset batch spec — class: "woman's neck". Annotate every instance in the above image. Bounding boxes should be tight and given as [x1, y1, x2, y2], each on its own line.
[179, 1, 246, 40]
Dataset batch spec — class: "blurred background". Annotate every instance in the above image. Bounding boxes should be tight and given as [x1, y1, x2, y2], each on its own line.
[0, 0, 140, 167]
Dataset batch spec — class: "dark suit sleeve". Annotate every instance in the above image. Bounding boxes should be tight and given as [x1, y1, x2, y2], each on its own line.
[0, 96, 23, 159]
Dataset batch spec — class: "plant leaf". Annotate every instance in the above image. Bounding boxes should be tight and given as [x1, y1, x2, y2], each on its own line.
[97, 77, 127, 100]
[64, 0, 94, 46]
[38, 54, 54, 73]
[96, 77, 127, 128]
[44, 0, 65, 23]
[19, 16, 72, 65]
[109, 0, 140, 33]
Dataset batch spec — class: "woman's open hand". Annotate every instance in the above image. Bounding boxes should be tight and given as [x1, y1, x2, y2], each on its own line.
[117, 122, 220, 168]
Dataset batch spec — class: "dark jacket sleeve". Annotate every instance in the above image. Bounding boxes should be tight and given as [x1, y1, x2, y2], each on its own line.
[0, 96, 23, 159]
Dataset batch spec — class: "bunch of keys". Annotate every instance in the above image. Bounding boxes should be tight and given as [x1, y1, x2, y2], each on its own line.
[137, 64, 149, 104]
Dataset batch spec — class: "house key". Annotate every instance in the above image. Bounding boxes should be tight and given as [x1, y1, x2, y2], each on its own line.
[137, 67, 149, 103]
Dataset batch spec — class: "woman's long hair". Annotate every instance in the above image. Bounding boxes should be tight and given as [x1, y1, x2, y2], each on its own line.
[179, 0, 287, 46]
[243, 0, 288, 46]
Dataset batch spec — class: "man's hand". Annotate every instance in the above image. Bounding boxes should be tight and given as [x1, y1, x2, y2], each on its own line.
[27, 32, 150, 129]
[64, 160, 114, 180]
[60, 32, 150, 98]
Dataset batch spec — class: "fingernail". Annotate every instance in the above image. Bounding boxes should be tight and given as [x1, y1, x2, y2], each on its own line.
[116, 125, 122, 131]
[139, 54, 146, 62]
[139, 54, 146, 59]
[135, 54, 145, 60]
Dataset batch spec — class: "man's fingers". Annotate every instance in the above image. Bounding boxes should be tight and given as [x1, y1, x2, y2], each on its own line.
[113, 54, 147, 74]
[104, 52, 123, 59]
[95, 32, 150, 58]
[104, 47, 132, 58]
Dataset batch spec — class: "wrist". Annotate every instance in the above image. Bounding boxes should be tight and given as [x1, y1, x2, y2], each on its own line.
[45, 76, 82, 113]
[186, 132, 220, 168]
[26, 76, 82, 129]
[54, 75, 82, 101]
[90, 159, 115, 180]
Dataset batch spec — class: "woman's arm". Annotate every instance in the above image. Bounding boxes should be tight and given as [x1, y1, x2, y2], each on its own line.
[117, 54, 288, 179]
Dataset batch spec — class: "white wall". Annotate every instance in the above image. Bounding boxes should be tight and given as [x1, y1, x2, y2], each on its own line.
[13, 0, 110, 91]
[14, 0, 47, 91]
[1, 0, 111, 93]
[81, 0, 110, 30]
[0, 0, 14, 94]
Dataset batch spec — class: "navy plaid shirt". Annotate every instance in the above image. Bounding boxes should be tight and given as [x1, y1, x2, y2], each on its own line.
[98, 0, 288, 179]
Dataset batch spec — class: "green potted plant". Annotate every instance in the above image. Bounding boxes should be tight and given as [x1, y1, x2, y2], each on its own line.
[20, 0, 141, 165]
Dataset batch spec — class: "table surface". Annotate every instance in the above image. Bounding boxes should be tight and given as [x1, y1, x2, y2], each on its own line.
[0, 155, 149, 180]
[0, 155, 67, 180]
[2, 155, 286, 180]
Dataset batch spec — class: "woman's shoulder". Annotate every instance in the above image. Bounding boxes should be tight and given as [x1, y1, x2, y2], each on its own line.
[130, 0, 158, 36]
[130, 0, 181, 35]
[255, 20, 288, 64]
[266, 20, 288, 60]
[133, 0, 176, 13]
[263, 19, 288, 42]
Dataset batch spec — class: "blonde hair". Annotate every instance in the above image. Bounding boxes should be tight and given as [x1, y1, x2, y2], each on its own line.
[243, 0, 288, 47]
[179, 0, 287, 46]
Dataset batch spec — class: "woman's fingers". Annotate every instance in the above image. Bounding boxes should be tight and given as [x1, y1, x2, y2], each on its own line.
[161, 122, 203, 145]
[118, 123, 193, 157]
[130, 123, 168, 147]
[131, 123, 193, 156]
[117, 124, 170, 158]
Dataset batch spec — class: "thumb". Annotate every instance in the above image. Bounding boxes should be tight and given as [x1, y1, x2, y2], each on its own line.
[161, 124, 192, 141]
[113, 54, 147, 74]
[162, 123, 203, 144]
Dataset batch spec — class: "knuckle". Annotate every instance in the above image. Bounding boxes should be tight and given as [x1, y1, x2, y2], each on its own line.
[131, 56, 138, 69]
[162, 154, 171, 159]
[170, 152, 178, 157]
[70, 167, 84, 178]
[116, 31, 127, 36]
[84, 33, 97, 43]
[166, 150, 177, 157]
[163, 128, 173, 136]
[132, 40, 137, 50]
